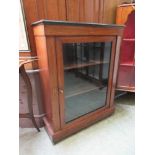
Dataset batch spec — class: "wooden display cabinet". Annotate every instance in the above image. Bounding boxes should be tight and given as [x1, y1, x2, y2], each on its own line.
[32, 20, 124, 143]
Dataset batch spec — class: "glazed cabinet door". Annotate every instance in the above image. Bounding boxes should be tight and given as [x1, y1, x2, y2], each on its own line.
[56, 36, 116, 128]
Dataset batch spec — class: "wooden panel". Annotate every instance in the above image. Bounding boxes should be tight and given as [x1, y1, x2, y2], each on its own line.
[66, 0, 81, 22]
[66, 0, 132, 24]
[45, 0, 66, 20]
[117, 66, 133, 88]
[33, 24, 124, 37]
[34, 36, 52, 125]
[79, 0, 85, 22]
[34, 36, 60, 131]
[19, 51, 31, 57]
[59, 36, 116, 43]
[106, 37, 117, 107]
[66, 0, 101, 23]
[110, 36, 122, 106]
[44, 106, 114, 143]
[36, 0, 47, 19]
[98, 0, 105, 23]
[45, 37, 60, 131]
[83, 0, 99, 23]
[116, 65, 135, 92]
[46, 0, 59, 19]
[83, 0, 94, 22]
[57, 0, 67, 19]
[130, 66, 135, 88]
[65, 0, 132, 24]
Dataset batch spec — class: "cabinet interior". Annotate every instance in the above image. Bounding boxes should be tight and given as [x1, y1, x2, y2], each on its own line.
[63, 42, 112, 122]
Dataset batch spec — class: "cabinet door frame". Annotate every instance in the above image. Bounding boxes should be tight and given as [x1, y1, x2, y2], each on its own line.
[56, 36, 116, 129]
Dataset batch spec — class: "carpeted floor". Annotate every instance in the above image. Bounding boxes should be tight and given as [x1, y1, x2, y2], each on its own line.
[19, 93, 135, 155]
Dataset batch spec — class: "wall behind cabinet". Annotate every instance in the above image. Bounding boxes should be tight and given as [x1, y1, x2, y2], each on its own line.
[21, 0, 130, 56]
[66, 0, 104, 23]
[21, 0, 66, 56]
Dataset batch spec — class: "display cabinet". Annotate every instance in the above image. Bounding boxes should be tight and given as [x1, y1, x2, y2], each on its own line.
[32, 20, 124, 143]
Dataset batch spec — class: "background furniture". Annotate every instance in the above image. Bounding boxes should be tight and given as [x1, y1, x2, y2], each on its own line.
[32, 20, 124, 143]
[19, 57, 45, 128]
[116, 3, 135, 25]
[116, 4, 135, 92]
[19, 59, 40, 131]
[20, 0, 131, 57]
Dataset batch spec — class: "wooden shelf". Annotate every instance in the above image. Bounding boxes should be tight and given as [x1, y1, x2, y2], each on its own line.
[116, 87, 135, 92]
[123, 38, 135, 41]
[64, 60, 109, 70]
[65, 87, 103, 98]
[120, 61, 135, 66]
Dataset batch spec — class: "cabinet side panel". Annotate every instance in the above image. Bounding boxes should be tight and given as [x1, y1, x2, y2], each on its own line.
[34, 36, 52, 123]
[34, 36, 60, 131]
[110, 36, 122, 106]
[106, 38, 117, 107]
[46, 37, 61, 131]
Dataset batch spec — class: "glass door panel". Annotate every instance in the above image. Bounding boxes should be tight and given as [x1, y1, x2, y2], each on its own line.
[63, 42, 112, 123]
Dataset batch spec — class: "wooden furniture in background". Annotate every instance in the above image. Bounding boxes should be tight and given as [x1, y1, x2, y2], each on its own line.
[116, 6, 135, 92]
[20, 0, 130, 57]
[104, 0, 131, 24]
[19, 59, 40, 131]
[32, 20, 124, 143]
[116, 3, 135, 24]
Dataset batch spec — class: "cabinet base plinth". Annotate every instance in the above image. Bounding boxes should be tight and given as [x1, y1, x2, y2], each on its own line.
[43, 106, 115, 144]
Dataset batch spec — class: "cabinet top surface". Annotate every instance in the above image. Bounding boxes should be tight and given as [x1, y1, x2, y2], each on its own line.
[32, 20, 124, 28]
